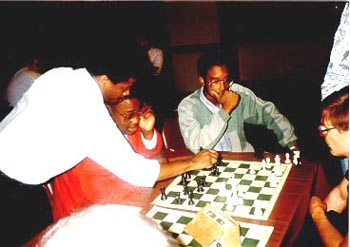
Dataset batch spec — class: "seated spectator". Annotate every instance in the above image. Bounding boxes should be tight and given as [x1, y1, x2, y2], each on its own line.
[107, 94, 163, 159]
[309, 86, 348, 247]
[178, 50, 298, 153]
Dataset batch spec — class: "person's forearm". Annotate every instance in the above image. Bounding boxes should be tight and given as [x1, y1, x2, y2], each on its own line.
[312, 211, 345, 247]
[157, 159, 193, 181]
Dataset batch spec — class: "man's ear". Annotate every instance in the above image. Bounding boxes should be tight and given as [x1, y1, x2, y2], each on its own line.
[198, 76, 205, 86]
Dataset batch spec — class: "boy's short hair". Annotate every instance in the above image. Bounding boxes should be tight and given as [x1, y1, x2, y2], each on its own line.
[197, 50, 232, 78]
[321, 86, 349, 131]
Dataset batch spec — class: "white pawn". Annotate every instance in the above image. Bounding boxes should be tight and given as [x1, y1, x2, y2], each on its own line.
[285, 153, 291, 164]
[249, 165, 256, 175]
[265, 157, 271, 169]
[260, 160, 268, 175]
[274, 154, 281, 165]
[270, 172, 277, 187]
[274, 164, 282, 177]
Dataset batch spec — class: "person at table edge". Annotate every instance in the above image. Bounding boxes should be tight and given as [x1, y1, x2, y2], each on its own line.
[178, 50, 298, 153]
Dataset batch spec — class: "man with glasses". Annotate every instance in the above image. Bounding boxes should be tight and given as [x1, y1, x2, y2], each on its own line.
[178, 50, 298, 153]
[107, 94, 163, 159]
[309, 86, 348, 246]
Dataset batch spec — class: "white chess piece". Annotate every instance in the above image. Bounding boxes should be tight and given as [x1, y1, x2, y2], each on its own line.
[270, 172, 277, 187]
[265, 157, 271, 169]
[249, 165, 256, 175]
[293, 156, 299, 166]
[260, 161, 268, 175]
[285, 153, 291, 164]
[293, 150, 300, 159]
[274, 163, 282, 177]
[274, 154, 281, 165]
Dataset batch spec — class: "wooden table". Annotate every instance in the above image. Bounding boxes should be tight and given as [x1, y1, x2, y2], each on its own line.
[120, 151, 319, 247]
[25, 150, 321, 247]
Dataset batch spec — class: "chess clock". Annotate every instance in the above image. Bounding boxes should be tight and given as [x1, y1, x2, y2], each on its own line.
[184, 204, 241, 247]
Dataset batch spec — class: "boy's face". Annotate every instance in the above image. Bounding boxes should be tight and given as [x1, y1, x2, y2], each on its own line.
[200, 65, 231, 105]
[110, 98, 141, 135]
[319, 120, 349, 157]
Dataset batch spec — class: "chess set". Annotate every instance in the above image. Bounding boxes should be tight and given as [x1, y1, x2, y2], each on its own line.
[146, 205, 274, 247]
[152, 155, 293, 220]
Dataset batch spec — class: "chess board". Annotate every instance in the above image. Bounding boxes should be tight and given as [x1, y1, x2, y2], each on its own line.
[152, 159, 292, 220]
[146, 205, 274, 247]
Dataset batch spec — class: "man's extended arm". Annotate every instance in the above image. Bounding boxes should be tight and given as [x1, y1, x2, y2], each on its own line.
[157, 149, 218, 181]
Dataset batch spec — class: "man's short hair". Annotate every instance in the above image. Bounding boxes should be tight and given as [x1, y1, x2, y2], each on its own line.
[87, 60, 136, 84]
[321, 86, 349, 131]
[197, 50, 232, 78]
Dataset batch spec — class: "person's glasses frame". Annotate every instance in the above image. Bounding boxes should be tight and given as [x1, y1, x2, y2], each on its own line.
[318, 126, 336, 137]
[206, 77, 234, 87]
[115, 109, 142, 122]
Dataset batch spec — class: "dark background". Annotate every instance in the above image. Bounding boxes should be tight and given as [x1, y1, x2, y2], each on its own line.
[0, 2, 346, 246]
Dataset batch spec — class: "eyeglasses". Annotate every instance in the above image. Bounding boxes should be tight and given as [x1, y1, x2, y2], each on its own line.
[114, 110, 142, 122]
[207, 77, 233, 87]
[318, 126, 336, 137]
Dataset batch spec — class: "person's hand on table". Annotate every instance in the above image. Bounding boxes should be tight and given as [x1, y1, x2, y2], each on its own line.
[189, 149, 219, 170]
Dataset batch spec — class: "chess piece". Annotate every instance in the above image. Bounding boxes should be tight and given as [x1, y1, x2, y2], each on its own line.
[265, 157, 271, 169]
[181, 174, 187, 185]
[160, 187, 167, 200]
[183, 183, 189, 195]
[196, 177, 205, 192]
[274, 164, 282, 177]
[293, 156, 298, 166]
[249, 165, 256, 175]
[284, 153, 291, 164]
[274, 154, 281, 165]
[212, 166, 220, 176]
[175, 192, 182, 204]
[188, 191, 195, 205]
[260, 161, 268, 175]
[269, 173, 277, 188]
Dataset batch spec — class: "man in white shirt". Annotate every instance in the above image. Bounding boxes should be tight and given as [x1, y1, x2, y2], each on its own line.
[0, 66, 218, 187]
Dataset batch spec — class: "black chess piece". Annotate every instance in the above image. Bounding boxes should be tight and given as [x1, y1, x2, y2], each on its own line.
[188, 191, 195, 205]
[212, 166, 220, 176]
[183, 183, 189, 195]
[160, 187, 167, 200]
[197, 178, 205, 192]
[180, 174, 187, 185]
[175, 192, 181, 204]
